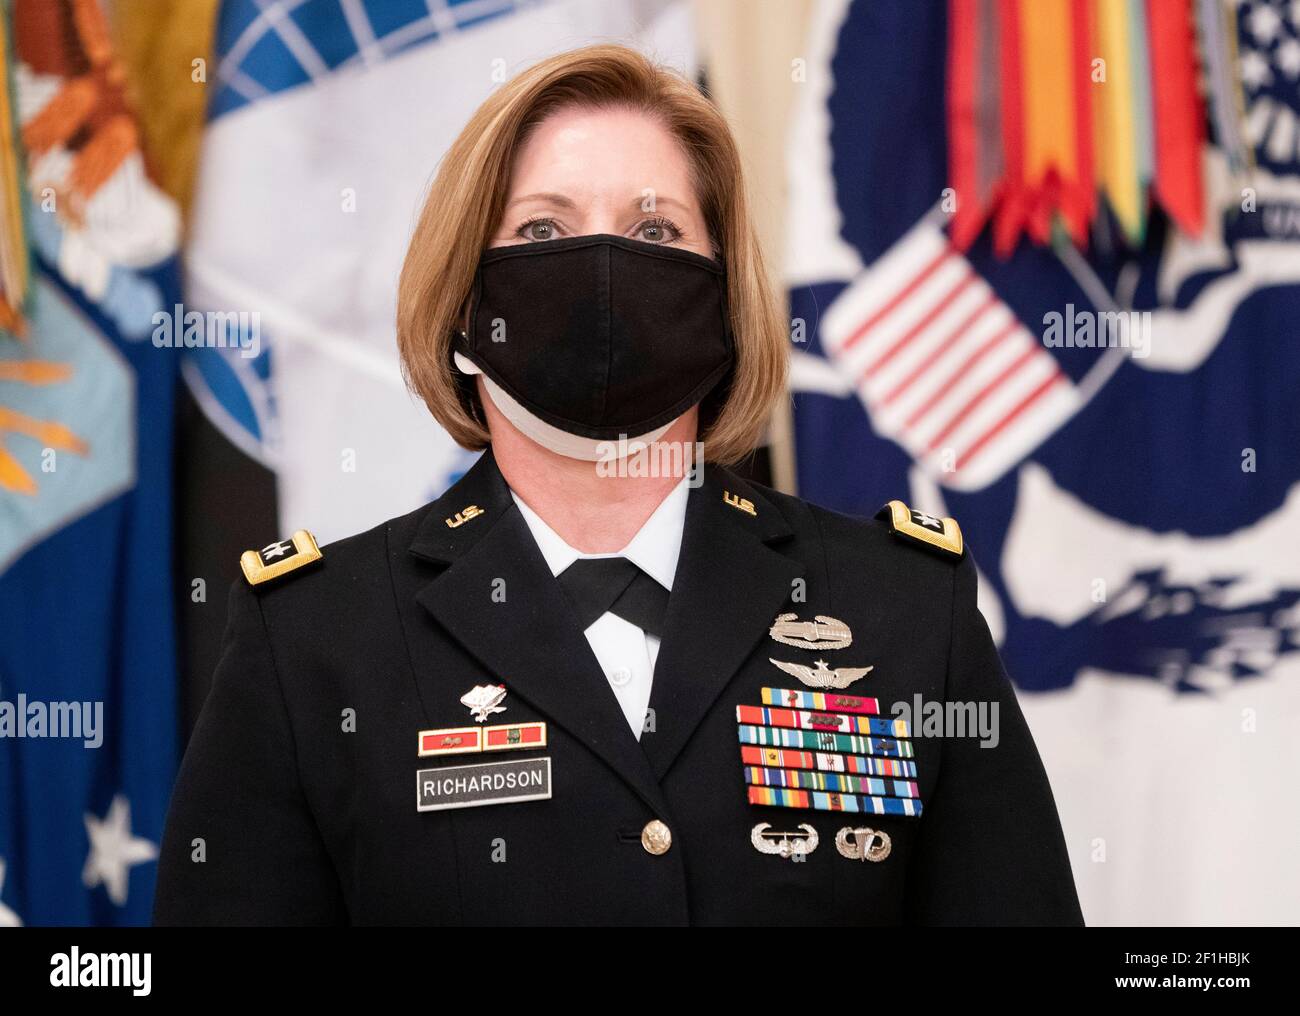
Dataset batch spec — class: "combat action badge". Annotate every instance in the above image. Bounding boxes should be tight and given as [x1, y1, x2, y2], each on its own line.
[240, 530, 322, 586]
[769, 613, 852, 650]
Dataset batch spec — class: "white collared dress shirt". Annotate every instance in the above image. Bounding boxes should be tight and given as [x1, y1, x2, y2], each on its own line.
[511, 478, 688, 739]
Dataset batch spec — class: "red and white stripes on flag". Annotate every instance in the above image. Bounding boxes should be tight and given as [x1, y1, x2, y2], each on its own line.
[822, 218, 1080, 491]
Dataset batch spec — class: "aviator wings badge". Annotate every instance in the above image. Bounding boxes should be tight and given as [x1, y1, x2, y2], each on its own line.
[769, 658, 873, 690]
[769, 613, 852, 650]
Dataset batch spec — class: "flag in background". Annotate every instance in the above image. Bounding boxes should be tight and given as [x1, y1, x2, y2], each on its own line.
[788, 0, 1300, 924]
[0, 0, 182, 926]
[818, 212, 1084, 491]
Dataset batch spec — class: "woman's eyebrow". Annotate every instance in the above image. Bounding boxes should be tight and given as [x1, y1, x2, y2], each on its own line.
[633, 194, 692, 215]
[503, 192, 695, 214]
[505, 191, 577, 209]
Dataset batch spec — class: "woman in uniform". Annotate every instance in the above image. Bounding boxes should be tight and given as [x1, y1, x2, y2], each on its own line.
[154, 44, 1083, 926]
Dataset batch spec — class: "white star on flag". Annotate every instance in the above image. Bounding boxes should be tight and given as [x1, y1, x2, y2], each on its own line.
[1249, 2, 1283, 45]
[0, 858, 22, 926]
[1240, 48, 1273, 90]
[1277, 36, 1300, 78]
[82, 795, 158, 906]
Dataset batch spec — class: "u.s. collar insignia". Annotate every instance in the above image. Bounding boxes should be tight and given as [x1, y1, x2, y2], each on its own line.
[723, 490, 757, 516]
[240, 530, 322, 586]
[876, 500, 964, 559]
[769, 657, 873, 689]
[751, 822, 819, 859]
[460, 684, 507, 722]
[445, 504, 483, 529]
[769, 613, 852, 650]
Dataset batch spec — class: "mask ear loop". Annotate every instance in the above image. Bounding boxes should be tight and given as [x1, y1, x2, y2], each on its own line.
[451, 327, 488, 429]
[455, 241, 486, 433]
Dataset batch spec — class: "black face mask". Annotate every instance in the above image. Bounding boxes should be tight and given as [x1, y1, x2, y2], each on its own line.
[456, 233, 734, 441]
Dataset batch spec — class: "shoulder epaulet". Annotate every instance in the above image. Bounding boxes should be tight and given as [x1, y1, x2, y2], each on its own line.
[240, 529, 323, 586]
[874, 500, 964, 560]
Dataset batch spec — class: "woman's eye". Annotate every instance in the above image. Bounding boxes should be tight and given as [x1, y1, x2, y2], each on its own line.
[634, 217, 682, 244]
[518, 219, 556, 242]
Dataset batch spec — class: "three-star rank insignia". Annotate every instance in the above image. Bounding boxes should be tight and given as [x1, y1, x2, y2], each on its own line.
[240, 530, 323, 586]
[875, 500, 964, 559]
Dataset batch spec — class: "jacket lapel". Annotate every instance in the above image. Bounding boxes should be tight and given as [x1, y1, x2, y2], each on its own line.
[641, 466, 805, 780]
[401, 450, 669, 816]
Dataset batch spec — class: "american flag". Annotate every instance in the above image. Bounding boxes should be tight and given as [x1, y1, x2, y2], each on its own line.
[1237, 0, 1300, 173]
[820, 215, 1080, 491]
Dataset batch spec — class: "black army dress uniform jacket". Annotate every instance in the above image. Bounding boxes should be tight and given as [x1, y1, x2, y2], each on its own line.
[154, 449, 1084, 926]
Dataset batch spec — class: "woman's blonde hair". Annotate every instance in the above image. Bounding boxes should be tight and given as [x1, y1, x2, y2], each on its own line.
[396, 43, 787, 464]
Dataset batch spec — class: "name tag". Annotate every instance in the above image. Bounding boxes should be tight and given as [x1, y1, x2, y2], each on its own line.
[416, 757, 552, 812]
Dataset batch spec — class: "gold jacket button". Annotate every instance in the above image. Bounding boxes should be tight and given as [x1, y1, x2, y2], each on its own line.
[641, 819, 672, 856]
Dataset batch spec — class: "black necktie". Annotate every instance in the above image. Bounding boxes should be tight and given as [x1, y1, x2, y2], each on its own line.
[557, 558, 670, 638]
